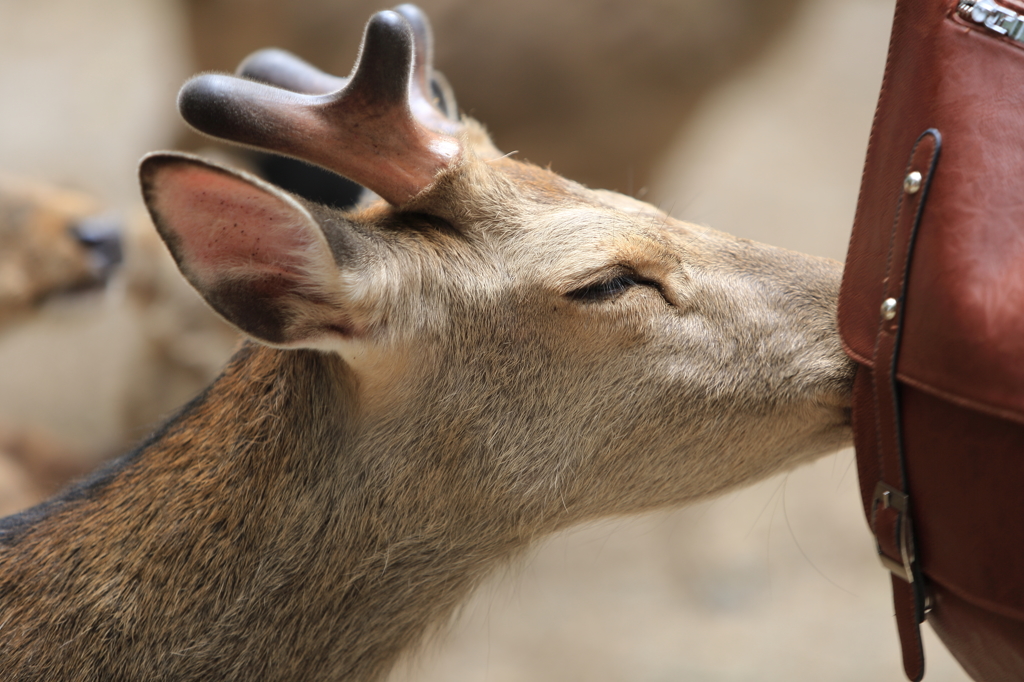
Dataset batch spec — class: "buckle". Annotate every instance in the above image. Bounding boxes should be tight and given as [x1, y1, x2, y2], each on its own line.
[872, 482, 916, 584]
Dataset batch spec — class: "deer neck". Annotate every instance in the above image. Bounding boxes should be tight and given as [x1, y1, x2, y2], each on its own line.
[0, 342, 525, 682]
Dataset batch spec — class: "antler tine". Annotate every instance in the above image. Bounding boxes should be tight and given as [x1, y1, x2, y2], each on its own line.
[236, 48, 347, 95]
[235, 4, 459, 132]
[178, 10, 461, 206]
[392, 4, 460, 132]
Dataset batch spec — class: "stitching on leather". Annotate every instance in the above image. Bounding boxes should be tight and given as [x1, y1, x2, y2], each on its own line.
[872, 131, 940, 494]
[896, 576, 926, 679]
[869, 134, 920, 494]
[894, 137, 941, 319]
[890, 132, 942, 492]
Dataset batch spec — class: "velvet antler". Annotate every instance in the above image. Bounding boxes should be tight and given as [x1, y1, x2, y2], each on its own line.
[235, 48, 347, 97]
[238, 5, 458, 128]
[178, 9, 461, 206]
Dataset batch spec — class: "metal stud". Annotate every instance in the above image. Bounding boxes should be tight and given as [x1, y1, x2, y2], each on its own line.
[903, 171, 923, 195]
[881, 297, 898, 321]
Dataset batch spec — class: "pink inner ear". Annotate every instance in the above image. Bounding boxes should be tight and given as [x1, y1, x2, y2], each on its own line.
[152, 163, 323, 284]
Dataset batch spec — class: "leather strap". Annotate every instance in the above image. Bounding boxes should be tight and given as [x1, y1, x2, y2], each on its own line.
[869, 128, 941, 682]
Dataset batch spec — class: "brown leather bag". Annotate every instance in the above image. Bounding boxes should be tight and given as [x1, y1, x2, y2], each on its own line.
[838, 0, 1024, 679]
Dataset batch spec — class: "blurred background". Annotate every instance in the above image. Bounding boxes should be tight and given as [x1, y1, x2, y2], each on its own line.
[0, 0, 971, 679]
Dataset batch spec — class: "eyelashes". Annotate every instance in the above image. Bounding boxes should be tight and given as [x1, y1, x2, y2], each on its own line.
[566, 273, 661, 303]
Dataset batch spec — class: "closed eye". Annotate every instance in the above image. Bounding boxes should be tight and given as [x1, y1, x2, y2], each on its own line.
[566, 273, 661, 302]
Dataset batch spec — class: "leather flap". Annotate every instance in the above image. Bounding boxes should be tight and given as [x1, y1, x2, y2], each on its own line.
[839, 3, 1024, 425]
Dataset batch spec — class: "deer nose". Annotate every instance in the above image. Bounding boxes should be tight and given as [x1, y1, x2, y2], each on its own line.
[70, 213, 123, 280]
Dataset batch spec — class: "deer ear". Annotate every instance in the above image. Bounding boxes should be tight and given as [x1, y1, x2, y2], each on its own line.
[139, 152, 358, 347]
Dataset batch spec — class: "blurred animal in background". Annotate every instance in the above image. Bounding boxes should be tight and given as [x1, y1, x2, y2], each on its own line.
[0, 173, 233, 514]
[0, 201, 236, 518]
[0, 174, 121, 333]
[0, 176, 124, 516]
[0, 6, 853, 680]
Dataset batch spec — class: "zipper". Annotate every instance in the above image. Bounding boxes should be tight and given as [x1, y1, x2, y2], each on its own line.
[958, 0, 1024, 41]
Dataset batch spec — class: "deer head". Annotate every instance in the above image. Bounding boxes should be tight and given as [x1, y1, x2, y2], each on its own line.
[143, 4, 851, 525]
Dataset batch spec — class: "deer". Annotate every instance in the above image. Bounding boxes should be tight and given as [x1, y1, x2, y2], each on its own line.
[0, 174, 121, 333]
[0, 176, 123, 516]
[0, 5, 854, 681]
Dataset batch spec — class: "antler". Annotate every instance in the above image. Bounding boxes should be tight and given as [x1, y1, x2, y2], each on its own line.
[392, 3, 459, 130]
[235, 48, 347, 96]
[238, 5, 459, 129]
[178, 8, 461, 206]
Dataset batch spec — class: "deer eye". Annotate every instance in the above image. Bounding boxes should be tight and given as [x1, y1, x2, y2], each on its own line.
[567, 273, 653, 302]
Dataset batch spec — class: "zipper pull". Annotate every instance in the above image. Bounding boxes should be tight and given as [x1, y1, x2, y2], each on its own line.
[958, 0, 1024, 41]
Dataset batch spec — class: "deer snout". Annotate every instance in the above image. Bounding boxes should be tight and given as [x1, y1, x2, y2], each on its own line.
[821, 352, 856, 422]
[743, 244, 855, 418]
[70, 213, 124, 282]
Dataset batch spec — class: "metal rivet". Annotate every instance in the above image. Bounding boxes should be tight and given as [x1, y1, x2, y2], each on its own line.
[903, 171, 923, 194]
[881, 297, 898, 321]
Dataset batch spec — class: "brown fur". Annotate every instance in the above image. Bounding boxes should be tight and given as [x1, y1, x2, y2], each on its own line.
[0, 117, 852, 681]
[0, 174, 112, 331]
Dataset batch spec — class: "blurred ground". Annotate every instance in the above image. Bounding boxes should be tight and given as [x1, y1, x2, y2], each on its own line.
[0, 0, 972, 680]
